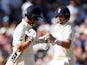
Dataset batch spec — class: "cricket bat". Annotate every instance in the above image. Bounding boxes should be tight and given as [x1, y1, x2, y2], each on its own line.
[5, 49, 21, 65]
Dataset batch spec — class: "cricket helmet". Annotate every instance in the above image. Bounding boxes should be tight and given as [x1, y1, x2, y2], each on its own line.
[55, 6, 70, 20]
[25, 5, 42, 21]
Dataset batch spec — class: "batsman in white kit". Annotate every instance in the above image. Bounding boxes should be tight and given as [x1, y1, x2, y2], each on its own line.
[5, 5, 48, 65]
[48, 6, 74, 65]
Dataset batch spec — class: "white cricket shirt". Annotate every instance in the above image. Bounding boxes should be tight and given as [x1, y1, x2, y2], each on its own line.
[50, 22, 74, 60]
[13, 19, 35, 65]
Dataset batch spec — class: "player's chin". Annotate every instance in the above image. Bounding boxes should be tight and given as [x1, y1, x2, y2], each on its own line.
[60, 21, 67, 25]
[59, 22, 64, 24]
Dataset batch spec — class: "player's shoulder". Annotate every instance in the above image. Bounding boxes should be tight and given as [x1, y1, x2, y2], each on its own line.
[16, 23, 24, 31]
[65, 22, 73, 30]
[67, 21, 73, 26]
[14, 22, 25, 34]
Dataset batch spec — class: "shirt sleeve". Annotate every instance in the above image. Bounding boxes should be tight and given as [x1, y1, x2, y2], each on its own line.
[63, 25, 72, 40]
[13, 26, 25, 46]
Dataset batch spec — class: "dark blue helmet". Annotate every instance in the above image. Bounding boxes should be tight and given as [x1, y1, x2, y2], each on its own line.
[25, 5, 42, 21]
[55, 6, 70, 20]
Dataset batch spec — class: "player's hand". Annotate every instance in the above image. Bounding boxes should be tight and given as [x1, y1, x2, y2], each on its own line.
[37, 33, 50, 43]
[25, 29, 36, 41]
[38, 33, 49, 40]
[49, 33, 56, 44]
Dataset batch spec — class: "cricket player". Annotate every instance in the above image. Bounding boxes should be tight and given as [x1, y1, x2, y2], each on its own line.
[5, 5, 48, 65]
[49, 6, 74, 65]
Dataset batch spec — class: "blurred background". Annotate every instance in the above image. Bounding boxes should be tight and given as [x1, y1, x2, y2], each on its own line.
[0, 0, 87, 65]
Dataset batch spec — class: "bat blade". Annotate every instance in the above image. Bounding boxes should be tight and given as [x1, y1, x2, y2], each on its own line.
[5, 50, 21, 65]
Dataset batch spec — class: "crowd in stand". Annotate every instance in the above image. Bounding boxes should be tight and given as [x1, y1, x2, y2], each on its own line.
[0, 0, 87, 65]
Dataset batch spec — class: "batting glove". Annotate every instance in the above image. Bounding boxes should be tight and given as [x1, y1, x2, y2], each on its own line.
[38, 33, 50, 43]
[25, 29, 36, 41]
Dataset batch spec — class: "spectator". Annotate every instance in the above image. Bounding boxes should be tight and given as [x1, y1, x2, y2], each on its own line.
[0, 27, 12, 56]
[37, 18, 51, 37]
[67, 0, 79, 23]
[21, 0, 32, 17]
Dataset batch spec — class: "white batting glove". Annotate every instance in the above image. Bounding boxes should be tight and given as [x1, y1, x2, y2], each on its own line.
[38, 33, 49, 40]
[25, 29, 36, 41]
[37, 33, 49, 43]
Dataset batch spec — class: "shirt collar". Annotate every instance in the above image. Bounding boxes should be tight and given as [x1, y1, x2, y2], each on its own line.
[57, 22, 68, 28]
[22, 19, 32, 30]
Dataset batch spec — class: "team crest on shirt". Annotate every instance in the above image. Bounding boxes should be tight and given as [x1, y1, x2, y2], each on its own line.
[58, 8, 61, 13]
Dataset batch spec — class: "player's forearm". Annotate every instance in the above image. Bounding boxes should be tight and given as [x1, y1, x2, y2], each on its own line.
[49, 33, 71, 49]
[61, 40, 71, 49]
[55, 40, 71, 49]
[16, 40, 31, 52]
